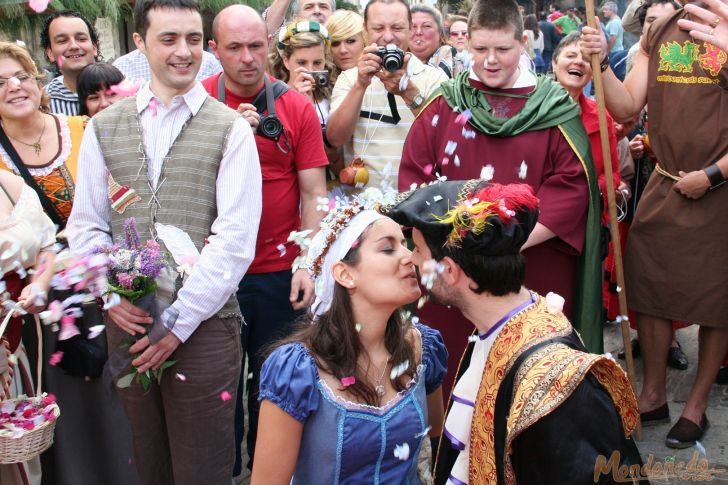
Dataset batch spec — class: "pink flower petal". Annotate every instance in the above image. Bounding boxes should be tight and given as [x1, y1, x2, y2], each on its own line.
[148, 98, 159, 117]
[441, 157, 449, 166]
[57, 55, 64, 69]
[49, 351, 63, 366]
[220, 390, 232, 401]
[175, 373, 186, 381]
[340, 376, 356, 387]
[423, 164, 433, 176]
[109, 79, 141, 97]
[454, 109, 472, 126]
[28, 0, 50, 14]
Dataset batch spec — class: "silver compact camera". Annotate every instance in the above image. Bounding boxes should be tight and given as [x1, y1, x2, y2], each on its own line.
[306, 70, 330, 87]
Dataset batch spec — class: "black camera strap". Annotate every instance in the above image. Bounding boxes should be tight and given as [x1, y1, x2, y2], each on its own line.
[216, 73, 288, 116]
[359, 93, 401, 125]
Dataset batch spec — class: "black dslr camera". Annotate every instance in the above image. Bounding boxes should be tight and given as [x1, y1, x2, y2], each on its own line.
[306, 70, 330, 87]
[376, 44, 405, 72]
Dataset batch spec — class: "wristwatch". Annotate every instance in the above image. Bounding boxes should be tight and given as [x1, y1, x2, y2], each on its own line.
[408, 93, 425, 110]
[600, 54, 611, 72]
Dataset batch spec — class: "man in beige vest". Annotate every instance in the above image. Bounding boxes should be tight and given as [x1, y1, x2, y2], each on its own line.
[66, 0, 262, 482]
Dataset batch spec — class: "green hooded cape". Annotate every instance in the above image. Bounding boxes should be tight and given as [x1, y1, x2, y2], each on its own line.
[433, 71, 604, 353]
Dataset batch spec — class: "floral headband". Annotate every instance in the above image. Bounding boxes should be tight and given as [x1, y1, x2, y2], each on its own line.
[306, 188, 396, 317]
[277, 20, 331, 49]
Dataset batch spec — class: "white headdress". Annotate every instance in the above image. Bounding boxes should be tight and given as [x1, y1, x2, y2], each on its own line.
[306, 188, 396, 317]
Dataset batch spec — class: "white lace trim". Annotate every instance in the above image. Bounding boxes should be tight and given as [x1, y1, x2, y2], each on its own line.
[318, 364, 423, 414]
[0, 114, 73, 177]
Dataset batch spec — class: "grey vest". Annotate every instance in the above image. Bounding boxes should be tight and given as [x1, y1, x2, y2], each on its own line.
[94, 95, 241, 318]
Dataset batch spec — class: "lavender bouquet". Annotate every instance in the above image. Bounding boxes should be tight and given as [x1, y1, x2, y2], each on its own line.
[97, 218, 175, 393]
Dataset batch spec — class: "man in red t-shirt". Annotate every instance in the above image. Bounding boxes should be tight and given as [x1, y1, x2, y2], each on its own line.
[202, 4, 328, 476]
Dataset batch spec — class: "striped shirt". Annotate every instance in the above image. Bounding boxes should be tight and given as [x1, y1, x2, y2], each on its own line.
[330, 55, 447, 190]
[113, 49, 223, 82]
[67, 82, 262, 342]
[45, 76, 80, 116]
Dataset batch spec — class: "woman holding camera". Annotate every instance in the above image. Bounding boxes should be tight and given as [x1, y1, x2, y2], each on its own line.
[270, 21, 335, 125]
[270, 21, 343, 187]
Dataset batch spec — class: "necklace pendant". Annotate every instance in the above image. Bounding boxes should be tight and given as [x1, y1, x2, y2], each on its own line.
[32, 142, 41, 156]
[375, 384, 386, 397]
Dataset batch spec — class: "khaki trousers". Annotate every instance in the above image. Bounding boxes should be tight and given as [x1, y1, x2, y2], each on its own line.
[107, 316, 241, 485]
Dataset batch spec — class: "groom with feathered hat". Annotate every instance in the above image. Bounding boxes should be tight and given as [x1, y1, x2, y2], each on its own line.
[382, 180, 646, 485]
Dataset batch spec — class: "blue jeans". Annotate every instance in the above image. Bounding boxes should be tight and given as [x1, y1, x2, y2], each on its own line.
[233, 270, 303, 475]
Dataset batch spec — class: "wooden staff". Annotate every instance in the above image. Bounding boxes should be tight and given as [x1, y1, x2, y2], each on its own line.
[584, 0, 641, 439]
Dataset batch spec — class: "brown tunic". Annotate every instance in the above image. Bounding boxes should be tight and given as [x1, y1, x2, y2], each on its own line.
[624, 9, 728, 327]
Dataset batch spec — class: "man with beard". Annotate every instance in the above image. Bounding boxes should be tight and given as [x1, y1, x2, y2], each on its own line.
[382, 179, 645, 485]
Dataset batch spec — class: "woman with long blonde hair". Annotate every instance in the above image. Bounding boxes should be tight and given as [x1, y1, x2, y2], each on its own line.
[326, 10, 366, 82]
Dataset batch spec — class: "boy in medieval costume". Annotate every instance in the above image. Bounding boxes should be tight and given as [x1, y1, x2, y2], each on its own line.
[398, 0, 603, 400]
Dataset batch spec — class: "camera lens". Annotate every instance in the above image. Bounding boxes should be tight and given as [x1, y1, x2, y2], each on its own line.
[383, 55, 402, 72]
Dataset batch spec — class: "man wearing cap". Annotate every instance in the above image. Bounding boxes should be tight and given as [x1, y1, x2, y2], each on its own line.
[383, 179, 645, 485]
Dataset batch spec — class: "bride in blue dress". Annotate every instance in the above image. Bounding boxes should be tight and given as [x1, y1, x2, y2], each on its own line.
[251, 200, 447, 485]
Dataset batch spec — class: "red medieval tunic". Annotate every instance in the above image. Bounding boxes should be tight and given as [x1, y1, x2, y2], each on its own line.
[399, 78, 590, 397]
[624, 10, 728, 327]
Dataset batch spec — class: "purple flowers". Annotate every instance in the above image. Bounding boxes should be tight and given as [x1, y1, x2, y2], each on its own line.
[99, 218, 168, 301]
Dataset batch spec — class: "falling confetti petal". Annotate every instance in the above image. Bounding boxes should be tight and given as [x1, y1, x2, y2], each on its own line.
[462, 128, 476, 139]
[389, 360, 410, 380]
[28, 0, 50, 13]
[544, 292, 564, 314]
[316, 196, 331, 212]
[103, 292, 121, 310]
[431, 114, 439, 127]
[616, 286, 622, 293]
[88, 325, 105, 339]
[455, 109, 472, 126]
[417, 295, 428, 309]
[398, 74, 409, 92]
[57, 55, 64, 69]
[175, 373, 186, 381]
[696, 440, 706, 456]
[148, 98, 159, 117]
[49, 351, 64, 366]
[480, 164, 494, 181]
[441, 157, 449, 166]
[340, 376, 356, 387]
[444, 140, 458, 155]
[15, 40, 26, 48]
[355, 323, 362, 332]
[415, 426, 432, 438]
[393, 443, 410, 461]
[423, 164, 433, 176]
[518, 160, 528, 180]
[454, 155, 461, 167]
[277, 243, 287, 257]
[468, 335, 479, 343]
[110, 79, 142, 97]
[433, 195, 443, 202]
[220, 390, 232, 401]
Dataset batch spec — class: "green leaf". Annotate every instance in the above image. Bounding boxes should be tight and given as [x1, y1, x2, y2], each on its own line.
[116, 372, 136, 388]
[158, 360, 176, 371]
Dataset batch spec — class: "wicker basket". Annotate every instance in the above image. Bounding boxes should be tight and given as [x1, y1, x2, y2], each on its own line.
[0, 398, 60, 464]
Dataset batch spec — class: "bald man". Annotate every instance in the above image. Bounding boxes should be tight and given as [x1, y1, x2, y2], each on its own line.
[202, 5, 328, 476]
